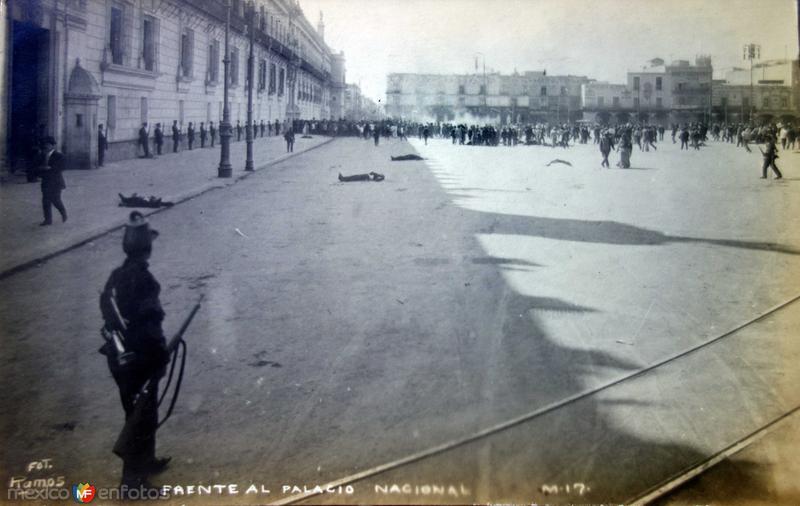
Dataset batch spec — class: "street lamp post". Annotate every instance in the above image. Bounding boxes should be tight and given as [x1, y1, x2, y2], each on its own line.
[244, 1, 256, 172]
[217, 0, 233, 178]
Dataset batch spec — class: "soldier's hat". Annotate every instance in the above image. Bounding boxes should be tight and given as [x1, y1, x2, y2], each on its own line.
[123, 211, 159, 256]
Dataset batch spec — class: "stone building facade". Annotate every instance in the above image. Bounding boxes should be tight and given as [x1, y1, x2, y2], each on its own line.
[582, 57, 714, 126]
[385, 71, 589, 124]
[388, 57, 800, 127]
[3, 0, 346, 171]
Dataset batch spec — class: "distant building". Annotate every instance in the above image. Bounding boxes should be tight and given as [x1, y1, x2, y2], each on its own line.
[717, 58, 800, 123]
[582, 57, 713, 126]
[385, 71, 590, 124]
[582, 56, 799, 125]
[343, 83, 382, 121]
[2, 0, 347, 171]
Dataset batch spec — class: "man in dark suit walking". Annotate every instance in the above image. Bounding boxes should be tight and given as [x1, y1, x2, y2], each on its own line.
[37, 136, 68, 226]
[760, 135, 783, 179]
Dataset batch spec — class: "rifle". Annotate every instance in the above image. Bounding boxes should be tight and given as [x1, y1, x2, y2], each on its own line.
[113, 295, 203, 458]
[101, 293, 137, 368]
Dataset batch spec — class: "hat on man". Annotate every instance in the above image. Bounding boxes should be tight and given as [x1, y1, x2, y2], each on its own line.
[123, 211, 159, 256]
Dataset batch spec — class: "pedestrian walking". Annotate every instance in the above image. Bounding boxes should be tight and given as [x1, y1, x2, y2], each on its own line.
[36, 136, 68, 225]
[760, 135, 783, 179]
[617, 129, 633, 169]
[99, 211, 171, 494]
[98, 124, 108, 167]
[599, 130, 614, 168]
[679, 127, 689, 150]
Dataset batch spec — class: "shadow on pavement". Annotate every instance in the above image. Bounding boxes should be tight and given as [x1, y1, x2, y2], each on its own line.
[652, 458, 800, 506]
[476, 212, 800, 255]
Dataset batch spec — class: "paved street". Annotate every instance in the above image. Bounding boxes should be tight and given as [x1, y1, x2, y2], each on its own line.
[1, 136, 799, 504]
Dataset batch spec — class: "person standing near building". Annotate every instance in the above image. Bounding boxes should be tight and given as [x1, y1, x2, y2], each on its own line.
[209, 121, 216, 147]
[138, 123, 151, 158]
[260, 120, 266, 138]
[236, 120, 242, 142]
[98, 124, 108, 167]
[199, 122, 207, 148]
[172, 121, 180, 153]
[284, 128, 295, 152]
[154, 124, 164, 156]
[99, 211, 171, 494]
[760, 135, 783, 179]
[187, 122, 195, 151]
[36, 136, 68, 225]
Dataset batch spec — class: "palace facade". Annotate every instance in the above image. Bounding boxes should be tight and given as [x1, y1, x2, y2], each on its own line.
[2, 0, 347, 170]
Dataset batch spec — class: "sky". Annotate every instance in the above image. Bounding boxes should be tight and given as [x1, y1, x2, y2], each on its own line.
[299, 0, 799, 102]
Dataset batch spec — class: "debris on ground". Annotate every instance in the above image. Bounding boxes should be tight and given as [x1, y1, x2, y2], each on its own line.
[338, 172, 385, 182]
[546, 159, 573, 167]
[391, 154, 424, 161]
[301, 135, 313, 139]
[118, 193, 174, 208]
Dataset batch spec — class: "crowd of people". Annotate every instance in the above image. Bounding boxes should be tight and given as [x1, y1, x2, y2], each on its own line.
[343, 118, 792, 176]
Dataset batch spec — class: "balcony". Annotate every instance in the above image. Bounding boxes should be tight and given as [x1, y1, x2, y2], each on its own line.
[192, 0, 330, 83]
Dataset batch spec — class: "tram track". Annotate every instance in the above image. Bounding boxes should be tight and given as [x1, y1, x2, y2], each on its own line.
[273, 291, 800, 505]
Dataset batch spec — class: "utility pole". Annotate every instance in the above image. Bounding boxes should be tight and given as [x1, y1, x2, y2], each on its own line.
[744, 43, 760, 123]
[475, 52, 486, 116]
[217, 0, 233, 178]
[245, 0, 256, 172]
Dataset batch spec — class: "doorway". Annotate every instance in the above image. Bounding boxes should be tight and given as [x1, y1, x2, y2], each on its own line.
[9, 21, 50, 173]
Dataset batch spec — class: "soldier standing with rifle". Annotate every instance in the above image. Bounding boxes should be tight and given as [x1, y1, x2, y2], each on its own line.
[99, 212, 171, 494]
